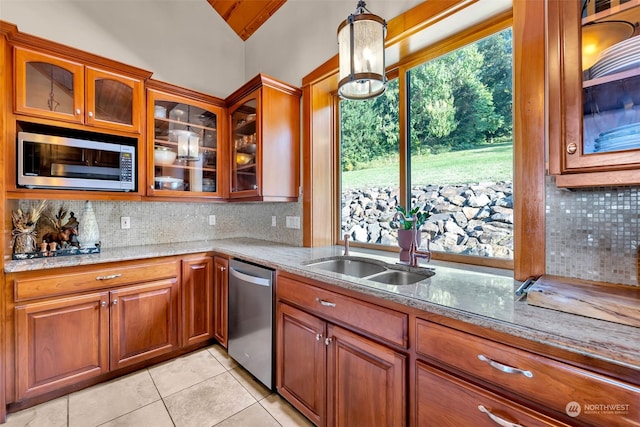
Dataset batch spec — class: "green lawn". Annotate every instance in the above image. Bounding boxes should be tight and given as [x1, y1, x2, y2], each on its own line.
[341, 143, 513, 189]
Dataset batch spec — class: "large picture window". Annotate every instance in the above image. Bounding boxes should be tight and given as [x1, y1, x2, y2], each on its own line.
[340, 28, 513, 264]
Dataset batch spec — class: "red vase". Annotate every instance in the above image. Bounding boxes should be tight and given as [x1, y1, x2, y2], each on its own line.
[397, 228, 421, 262]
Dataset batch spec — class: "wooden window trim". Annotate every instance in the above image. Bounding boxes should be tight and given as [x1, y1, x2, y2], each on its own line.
[302, 0, 545, 281]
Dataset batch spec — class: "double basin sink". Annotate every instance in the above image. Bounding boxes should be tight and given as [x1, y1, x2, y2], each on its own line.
[303, 255, 435, 285]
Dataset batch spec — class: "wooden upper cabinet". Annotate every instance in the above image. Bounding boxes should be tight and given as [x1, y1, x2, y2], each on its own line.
[14, 47, 84, 124]
[226, 74, 301, 201]
[85, 66, 142, 133]
[14, 46, 144, 134]
[146, 83, 225, 199]
[548, 0, 640, 187]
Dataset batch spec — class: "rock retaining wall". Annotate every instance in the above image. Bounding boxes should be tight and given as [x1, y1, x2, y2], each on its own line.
[341, 182, 513, 259]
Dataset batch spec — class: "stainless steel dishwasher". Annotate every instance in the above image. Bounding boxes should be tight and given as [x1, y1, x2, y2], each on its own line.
[228, 258, 275, 389]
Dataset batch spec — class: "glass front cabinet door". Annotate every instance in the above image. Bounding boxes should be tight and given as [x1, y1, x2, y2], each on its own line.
[14, 47, 143, 134]
[225, 74, 301, 202]
[14, 47, 84, 125]
[230, 94, 259, 197]
[548, 0, 640, 187]
[147, 88, 223, 198]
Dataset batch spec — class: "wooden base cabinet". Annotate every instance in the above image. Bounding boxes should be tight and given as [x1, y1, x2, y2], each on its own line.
[9, 259, 180, 403]
[416, 362, 571, 426]
[277, 301, 406, 427]
[213, 256, 229, 348]
[15, 292, 110, 400]
[109, 279, 179, 370]
[181, 256, 214, 347]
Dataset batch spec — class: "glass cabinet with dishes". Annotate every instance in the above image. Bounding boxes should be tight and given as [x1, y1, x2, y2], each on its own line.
[226, 74, 301, 201]
[14, 46, 144, 134]
[548, 0, 640, 187]
[147, 86, 224, 198]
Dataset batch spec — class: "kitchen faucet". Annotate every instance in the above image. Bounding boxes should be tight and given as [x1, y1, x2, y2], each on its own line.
[393, 211, 431, 267]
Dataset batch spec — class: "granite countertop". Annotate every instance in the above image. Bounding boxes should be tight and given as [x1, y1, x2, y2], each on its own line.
[5, 238, 639, 372]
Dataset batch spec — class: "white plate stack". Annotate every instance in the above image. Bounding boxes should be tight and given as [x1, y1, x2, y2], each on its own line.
[594, 122, 640, 152]
[591, 36, 640, 79]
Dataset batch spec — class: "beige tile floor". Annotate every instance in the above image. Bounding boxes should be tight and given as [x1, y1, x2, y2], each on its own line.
[4, 345, 313, 427]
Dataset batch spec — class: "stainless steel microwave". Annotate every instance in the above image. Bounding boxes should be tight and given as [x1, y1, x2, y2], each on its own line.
[17, 131, 136, 192]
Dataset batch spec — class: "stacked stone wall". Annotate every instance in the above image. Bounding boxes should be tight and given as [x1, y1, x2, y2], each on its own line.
[341, 181, 513, 259]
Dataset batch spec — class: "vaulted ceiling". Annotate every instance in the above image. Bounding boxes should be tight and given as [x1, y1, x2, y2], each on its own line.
[207, 0, 288, 41]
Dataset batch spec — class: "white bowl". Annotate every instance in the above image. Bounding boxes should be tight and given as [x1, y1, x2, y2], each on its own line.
[154, 147, 177, 165]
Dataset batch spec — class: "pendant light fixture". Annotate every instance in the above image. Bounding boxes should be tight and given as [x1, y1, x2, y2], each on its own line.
[337, 0, 387, 100]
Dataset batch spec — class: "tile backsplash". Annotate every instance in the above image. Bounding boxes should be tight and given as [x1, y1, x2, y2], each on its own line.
[15, 199, 303, 250]
[546, 176, 639, 286]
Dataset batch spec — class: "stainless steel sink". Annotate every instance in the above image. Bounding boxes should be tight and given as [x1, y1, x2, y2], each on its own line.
[367, 269, 435, 285]
[304, 255, 434, 285]
[305, 256, 386, 278]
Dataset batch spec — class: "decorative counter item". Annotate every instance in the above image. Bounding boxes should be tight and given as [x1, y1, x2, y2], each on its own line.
[11, 200, 48, 256]
[77, 201, 101, 249]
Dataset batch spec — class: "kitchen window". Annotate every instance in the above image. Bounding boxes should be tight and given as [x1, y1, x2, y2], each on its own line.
[339, 27, 514, 267]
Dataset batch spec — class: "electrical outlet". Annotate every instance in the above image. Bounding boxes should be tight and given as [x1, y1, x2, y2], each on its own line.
[120, 217, 130, 229]
[209, 215, 216, 226]
[286, 216, 300, 229]
[272, 216, 277, 227]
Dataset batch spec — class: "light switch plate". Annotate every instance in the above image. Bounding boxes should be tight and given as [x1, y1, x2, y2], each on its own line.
[272, 216, 277, 227]
[209, 215, 216, 226]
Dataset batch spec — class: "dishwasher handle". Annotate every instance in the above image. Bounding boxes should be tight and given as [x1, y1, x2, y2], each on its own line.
[229, 267, 272, 287]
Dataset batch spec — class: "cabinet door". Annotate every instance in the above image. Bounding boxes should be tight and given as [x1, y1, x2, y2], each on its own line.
[326, 324, 406, 427]
[86, 66, 143, 133]
[14, 47, 84, 124]
[147, 89, 223, 197]
[213, 256, 229, 348]
[229, 91, 260, 198]
[15, 292, 109, 400]
[548, 0, 640, 187]
[276, 302, 326, 426]
[110, 278, 179, 370]
[182, 256, 214, 347]
[416, 361, 570, 426]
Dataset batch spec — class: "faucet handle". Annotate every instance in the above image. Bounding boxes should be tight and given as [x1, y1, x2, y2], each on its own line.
[343, 233, 350, 256]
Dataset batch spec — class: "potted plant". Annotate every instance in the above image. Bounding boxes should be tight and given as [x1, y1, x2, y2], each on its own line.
[395, 206, 430, 262]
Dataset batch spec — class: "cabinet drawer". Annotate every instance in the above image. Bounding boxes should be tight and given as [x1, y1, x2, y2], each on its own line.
[416, 319, 640, 426]
[416, 361, 569, 426]
[14, 260, 180, 301]
[278, 275, 407, 348]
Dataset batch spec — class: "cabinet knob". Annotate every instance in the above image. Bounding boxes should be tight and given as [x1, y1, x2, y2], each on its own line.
[324, 337, 332, 346]
[566, 142, 577, 155]
[75, 108, 82, 115]
[88, 111, 94, 118]
[100, 301, 107, 308]
[112, 299, 118, 306]
[315, 333, 323, 341]
[252, 185, 258, 190]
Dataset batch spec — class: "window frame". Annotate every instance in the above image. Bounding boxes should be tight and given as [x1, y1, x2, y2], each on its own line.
[302, 0, 545, 281]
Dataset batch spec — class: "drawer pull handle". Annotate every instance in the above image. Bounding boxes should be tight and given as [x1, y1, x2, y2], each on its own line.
[96, 274, 122, 281]
[316, 298, 336, 308]
[478, 405, 523, 427]
[477, 354, 533, 378]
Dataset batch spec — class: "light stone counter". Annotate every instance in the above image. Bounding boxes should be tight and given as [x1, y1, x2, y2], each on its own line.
[5, 238, 639, 372]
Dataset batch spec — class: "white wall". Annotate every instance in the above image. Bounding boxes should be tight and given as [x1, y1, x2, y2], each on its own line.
[0, 0, 424, 93]
[244, 0, 424, 86]
[0, 0, 245, 97]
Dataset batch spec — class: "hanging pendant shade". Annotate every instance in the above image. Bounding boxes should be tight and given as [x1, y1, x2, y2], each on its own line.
[337, 1, 387, 100]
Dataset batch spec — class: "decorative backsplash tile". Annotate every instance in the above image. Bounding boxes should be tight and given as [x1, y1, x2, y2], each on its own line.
[546, 176, 639, 286]
[15, 199, 303, 250]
